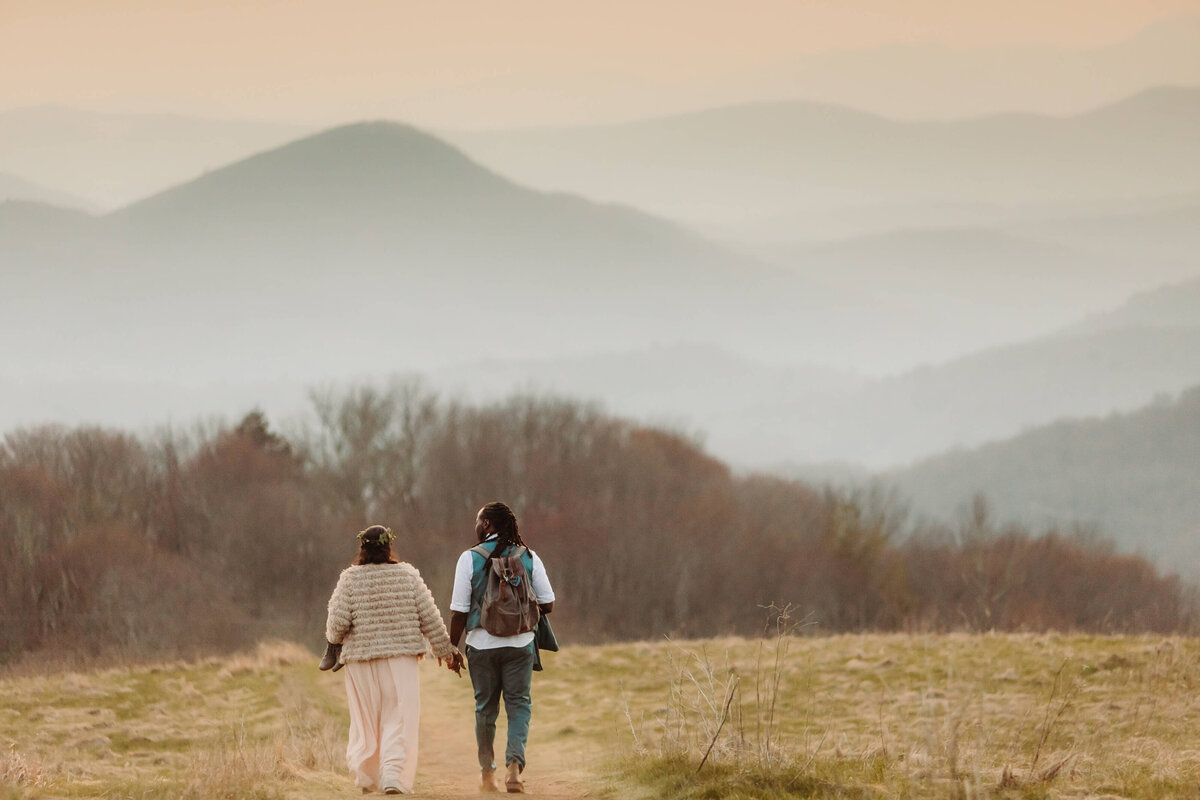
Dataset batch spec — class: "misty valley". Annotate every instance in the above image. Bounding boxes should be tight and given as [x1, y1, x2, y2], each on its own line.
[7, 8, 1200, 799]
[3, 88, 1199, 581]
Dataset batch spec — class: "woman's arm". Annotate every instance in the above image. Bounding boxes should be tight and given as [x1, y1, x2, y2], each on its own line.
[411, 566, 455, 660]
[325, 570, 352, 644]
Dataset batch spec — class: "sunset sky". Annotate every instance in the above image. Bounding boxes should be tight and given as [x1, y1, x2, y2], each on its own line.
[3, 0, 1200, 126]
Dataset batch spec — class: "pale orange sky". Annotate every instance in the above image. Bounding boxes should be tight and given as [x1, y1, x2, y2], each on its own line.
[3, 0, 1200, 126]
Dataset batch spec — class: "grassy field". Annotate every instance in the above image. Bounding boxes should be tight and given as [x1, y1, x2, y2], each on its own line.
[2, 634, 1198, 799]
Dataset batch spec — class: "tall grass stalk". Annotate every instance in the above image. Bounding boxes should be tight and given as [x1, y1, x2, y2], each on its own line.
[183, 722, 294, 800]
[0, 743, 43, 790]
[656, 605, 813, 776]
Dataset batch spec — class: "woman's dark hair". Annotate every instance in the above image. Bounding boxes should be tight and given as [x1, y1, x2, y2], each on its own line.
[479, 501, 526, 559]
[354, 524, 399, 566]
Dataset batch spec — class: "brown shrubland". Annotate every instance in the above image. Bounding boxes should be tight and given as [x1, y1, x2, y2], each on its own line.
[1, 381, 1194, 671]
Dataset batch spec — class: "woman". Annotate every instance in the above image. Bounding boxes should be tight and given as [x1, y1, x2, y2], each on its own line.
[325, 524, 464, 795]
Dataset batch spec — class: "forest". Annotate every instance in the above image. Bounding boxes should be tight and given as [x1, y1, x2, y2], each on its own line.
[1, 381, 1194, 669]
[891, 385, 1200, 573]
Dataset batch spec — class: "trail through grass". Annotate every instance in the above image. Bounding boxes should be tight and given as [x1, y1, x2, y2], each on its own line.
[2, 635, 1199, 798]
[0, 640, 612, 799]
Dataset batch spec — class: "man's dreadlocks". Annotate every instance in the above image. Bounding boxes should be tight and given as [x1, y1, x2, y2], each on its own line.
[479, 501, 526, 559]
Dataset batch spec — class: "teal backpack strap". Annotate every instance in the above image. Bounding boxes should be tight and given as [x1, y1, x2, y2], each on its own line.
[465, 543, 493, 632]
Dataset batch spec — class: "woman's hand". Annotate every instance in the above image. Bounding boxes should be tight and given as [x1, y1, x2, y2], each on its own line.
[443, 651, 464, 677]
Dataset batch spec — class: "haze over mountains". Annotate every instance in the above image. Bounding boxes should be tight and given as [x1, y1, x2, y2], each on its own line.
[4, 15, 1200, 213]
[4, 57, 1200, 572]
[748, 226, 1190, 362]
[422, 309, 1200, 468]
[3, 121, 877, 382]
[0, 171, 96, 212]
[0, 106, 312, 210]
[5, 86, 1197, 372]
[444, 86, 1200, 238]
[651, 16, 1200, 123]
[1072, 274, 1200, 334]
[5, 90, 1200, 413]
[1007, 196, 1200, 271]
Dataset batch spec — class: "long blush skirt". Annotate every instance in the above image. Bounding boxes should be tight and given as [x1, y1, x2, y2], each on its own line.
[343, 655, 421, 793]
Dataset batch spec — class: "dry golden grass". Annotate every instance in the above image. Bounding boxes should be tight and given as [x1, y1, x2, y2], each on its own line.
[2, 634, 1198, 799]
[0, 640, 347, 799]
[593, 632, 1200, 799]
[1, 742, 46, 792]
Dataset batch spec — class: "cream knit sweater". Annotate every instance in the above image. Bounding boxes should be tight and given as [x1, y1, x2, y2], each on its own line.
[325, 562, 455, 663]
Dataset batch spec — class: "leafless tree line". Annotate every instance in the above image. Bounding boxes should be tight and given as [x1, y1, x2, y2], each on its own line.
[1, 381, 1193, 667]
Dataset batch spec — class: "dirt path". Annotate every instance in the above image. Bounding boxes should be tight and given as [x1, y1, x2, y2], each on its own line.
[316, 660, 600, 800]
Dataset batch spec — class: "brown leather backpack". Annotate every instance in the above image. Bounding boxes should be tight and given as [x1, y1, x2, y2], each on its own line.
[473, 544, 541, 637]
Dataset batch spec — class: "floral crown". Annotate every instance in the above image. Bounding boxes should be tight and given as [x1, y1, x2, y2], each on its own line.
[357, 526, 396, 546]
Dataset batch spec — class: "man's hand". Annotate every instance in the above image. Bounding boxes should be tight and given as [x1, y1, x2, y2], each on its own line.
[438, 651, 463, 676]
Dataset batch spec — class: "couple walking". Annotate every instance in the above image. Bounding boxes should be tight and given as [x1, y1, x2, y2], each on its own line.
[322, 501, 556, 795]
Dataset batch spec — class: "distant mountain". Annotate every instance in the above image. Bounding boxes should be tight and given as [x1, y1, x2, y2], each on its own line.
[10, 120, 1200, 475]
[750, 227, 1164, 363]
[405, 16, 1200, 131]
[6, 121, 930, 382]
[444, 86, 1200, 231]
[1071, 276, 1200, 334]
[0, 172, 96, 211]
[0, 202, 100, 297]
[885, 385, 1200, 576]
[100, 122, 835, 329]
[1010, 197, 1200, 275]
[429, 275, 1200, 468]
[0, 107, 313, 210]
[0, 199, 95, 235]
[733, 324, 1200, 469]
[422, 316, 1200, 470]
[692, 187, 1200, 250]
[674, 17, 1200, 123]
[5, 17, 1199, 209]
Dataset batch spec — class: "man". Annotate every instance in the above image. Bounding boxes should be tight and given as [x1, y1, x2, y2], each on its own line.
[449, 501, 555, 794]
